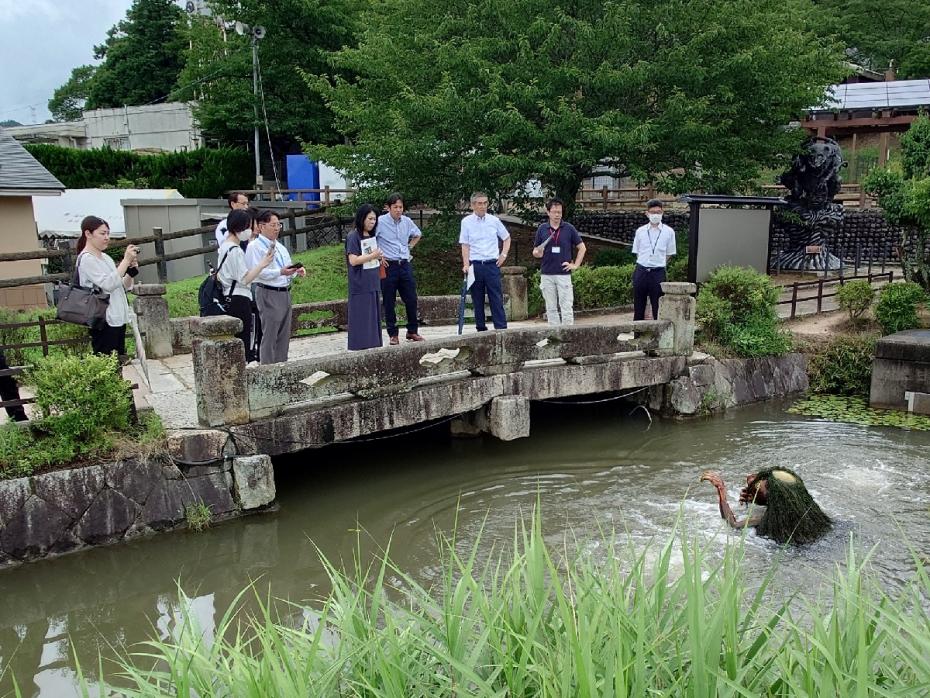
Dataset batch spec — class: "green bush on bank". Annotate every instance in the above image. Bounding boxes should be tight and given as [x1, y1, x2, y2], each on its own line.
[102, 513, 930, 696]
[0, 353, 133, 478]
[0, 307, 89, 366]
[528, 264, 635, 316]
[807, 335, 878, 397]
[836, 279, 875, 324]
[697, 265, 791, 357]
[874, 281, 927, 335]
[23, 144, 253, 199]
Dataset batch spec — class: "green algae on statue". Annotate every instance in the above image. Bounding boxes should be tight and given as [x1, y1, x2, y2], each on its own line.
[700, 467, 832, 545]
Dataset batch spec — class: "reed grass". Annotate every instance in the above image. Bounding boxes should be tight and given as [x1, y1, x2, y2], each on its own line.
[95, 511, 930, 697]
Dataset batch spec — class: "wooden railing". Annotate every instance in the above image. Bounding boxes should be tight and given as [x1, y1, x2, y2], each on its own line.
[239, 187, 357, 207]
[0, 209, 349, 289]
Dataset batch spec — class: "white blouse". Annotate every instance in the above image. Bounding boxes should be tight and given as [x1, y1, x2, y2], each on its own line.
[77, 252, 134, 327]
[217, 241, 254, 299]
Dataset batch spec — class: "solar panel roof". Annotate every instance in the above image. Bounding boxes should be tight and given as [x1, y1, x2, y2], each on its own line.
[814, 79, 930, 112]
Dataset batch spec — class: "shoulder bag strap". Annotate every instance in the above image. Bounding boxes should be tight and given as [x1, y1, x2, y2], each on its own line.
[215, 249, 231, 274]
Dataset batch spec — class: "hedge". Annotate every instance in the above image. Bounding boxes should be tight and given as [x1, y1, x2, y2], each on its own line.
[24, 144, 253, 199]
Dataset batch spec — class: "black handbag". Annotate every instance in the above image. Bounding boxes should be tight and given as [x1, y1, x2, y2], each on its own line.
[56, 253, 110, 328]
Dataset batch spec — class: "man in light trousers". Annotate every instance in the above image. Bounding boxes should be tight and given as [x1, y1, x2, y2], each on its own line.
[532, 198, 586, 325]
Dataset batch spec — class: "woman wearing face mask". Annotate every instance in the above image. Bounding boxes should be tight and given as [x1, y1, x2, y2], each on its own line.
[631, 198, 677, 321]
[218, 209, 275, 361]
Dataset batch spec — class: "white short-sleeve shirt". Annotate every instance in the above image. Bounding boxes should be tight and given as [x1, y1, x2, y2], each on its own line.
[459, 213, 510, 261]
[632, 223, 676, 268]
[216, 241, 254, 298]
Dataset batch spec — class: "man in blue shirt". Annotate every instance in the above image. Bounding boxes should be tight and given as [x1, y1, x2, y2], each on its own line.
[532, 198, 586, 325]
[376, 193, 425, 344]
[459, 191, 511, 331]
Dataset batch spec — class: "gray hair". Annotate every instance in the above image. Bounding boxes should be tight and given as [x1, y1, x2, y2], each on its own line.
[470, 191, 489, 203]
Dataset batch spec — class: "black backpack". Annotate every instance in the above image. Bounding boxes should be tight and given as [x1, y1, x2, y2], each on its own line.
[199, 250, 238, 317]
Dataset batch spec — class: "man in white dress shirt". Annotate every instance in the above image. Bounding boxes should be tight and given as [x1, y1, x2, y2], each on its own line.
[631, 198, 676, 321]
[459, 192, 511, 331]
[245, 210, 306, 363]
[215, 192, 250, 248]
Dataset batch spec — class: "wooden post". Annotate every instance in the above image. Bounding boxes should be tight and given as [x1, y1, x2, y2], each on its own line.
[39, 316, 49, 356]
[324, 186, 331, 208]
[153, 227, 168, 283]
[790, 284, 798, 319]
[816, 279, 824, 313]
[601, 185, 608, 211]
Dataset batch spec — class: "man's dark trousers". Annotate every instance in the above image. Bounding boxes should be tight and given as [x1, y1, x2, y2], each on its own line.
[471, 261, 507, 330]
[381, 260, 418, 337]
[632, 264, 666, 321]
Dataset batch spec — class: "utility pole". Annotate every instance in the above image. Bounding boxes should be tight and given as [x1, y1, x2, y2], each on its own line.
[252, 35, 261, 186]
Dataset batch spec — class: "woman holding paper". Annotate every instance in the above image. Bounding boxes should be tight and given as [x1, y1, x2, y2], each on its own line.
[345, 204, 384, 350]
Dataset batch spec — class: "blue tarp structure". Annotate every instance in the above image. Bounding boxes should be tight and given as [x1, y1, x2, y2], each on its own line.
[286, 155, 320, 208]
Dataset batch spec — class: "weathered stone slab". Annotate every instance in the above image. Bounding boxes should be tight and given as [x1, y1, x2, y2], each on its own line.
[232, 455, 276, 509]
[75, 489, 138, 544]
[33, 466, 106, 519]
[167, 429, 232, 465]
[106, 457, 165, 506]
[0, 496, 72, 559]
[871, 330, 930, 410]
[488, 396, 530, 441]
[0, 478, 30, 530]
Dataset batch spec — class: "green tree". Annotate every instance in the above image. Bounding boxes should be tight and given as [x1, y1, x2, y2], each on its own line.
[865, 115, 930, 291]
[0, 120, 22, 128]
[48, 65, 97, 122]
[175, 0, 361, 154]
[309, 0, 844, 213]
[814, 0, 930, 79]
[85, 0, 187, 109]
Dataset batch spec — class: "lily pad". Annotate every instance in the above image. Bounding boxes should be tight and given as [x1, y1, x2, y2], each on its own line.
[787, 395, 930, 431]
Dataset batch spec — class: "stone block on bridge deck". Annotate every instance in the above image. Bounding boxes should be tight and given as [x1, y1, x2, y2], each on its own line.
[658, 282, 697, 356]
[191, 316, 249, 427]
[232, 455, 276, 510]
[132, 284, 174, 359]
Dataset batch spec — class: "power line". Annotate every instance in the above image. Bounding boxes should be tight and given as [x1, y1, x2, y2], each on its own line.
[255, 48, 282, 193]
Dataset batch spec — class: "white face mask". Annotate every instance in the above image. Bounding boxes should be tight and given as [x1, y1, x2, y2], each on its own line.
[648, 213, 663, 225]
[237, 230, 252, 243]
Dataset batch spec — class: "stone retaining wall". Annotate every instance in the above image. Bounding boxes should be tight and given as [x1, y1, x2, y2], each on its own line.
[573, 209, 907, 262]
[0, 453, 275, 569]
[650, 352, 809, 416]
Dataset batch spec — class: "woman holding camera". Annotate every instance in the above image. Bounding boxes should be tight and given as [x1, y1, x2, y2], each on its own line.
[76, 215, 139, 357]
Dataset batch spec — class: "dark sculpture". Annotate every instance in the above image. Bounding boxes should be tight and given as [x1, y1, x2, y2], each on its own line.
[773, 137, 846, 272]
[700, 468, 833, 545]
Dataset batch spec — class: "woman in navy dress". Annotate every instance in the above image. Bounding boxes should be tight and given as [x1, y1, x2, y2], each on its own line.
[346, 204, 384, 350]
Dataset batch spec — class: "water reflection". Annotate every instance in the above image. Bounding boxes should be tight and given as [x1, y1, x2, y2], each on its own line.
[2, 399, 929, 696]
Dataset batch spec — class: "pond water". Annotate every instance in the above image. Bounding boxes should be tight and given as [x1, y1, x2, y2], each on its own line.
[2, 398, 929, 696]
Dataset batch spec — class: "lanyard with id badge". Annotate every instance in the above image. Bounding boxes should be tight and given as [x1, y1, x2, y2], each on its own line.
[550, 226, 562, 254]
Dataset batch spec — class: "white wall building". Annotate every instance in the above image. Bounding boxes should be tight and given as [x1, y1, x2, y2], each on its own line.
[5, 102, 202, 153]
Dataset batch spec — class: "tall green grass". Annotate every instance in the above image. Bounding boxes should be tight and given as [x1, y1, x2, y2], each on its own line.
[95, 512, 930, 696]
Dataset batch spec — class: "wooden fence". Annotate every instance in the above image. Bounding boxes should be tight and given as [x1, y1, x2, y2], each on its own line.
[0, 208, 349, 289]
[778, 270, 893, 319]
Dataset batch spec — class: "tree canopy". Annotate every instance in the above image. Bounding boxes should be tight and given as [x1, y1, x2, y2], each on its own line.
[85, 0, 188, 110]
[815, 0, 930, 79]
[309, 0, 845, 213]
[48, 65, 97, 122]
[174, 0, 362, 153]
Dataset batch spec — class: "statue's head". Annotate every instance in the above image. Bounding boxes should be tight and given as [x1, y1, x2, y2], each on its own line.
[741, 467, 833, 545]
[806, 137, 842, 171]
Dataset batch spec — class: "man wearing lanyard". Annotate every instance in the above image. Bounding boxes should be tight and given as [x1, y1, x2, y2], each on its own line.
[532, 198, 586, 325]
[245, 210, 306, 364]
[459, 191, 511, 331]
[631, 198, 676, 321]
[376, 193, 425, 345]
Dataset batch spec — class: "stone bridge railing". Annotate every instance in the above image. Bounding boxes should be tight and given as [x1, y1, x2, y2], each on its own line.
[188, 282, 696, 428]
[133, 267, 529, 358]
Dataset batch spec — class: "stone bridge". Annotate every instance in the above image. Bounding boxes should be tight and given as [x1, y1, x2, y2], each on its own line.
[131, 282, 697, 463]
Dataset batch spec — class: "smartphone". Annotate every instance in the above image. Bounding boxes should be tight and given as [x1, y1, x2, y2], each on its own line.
[286, 262, 304, 270]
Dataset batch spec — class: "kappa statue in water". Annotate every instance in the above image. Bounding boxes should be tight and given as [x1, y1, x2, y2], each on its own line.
[700, 468, 832, 545]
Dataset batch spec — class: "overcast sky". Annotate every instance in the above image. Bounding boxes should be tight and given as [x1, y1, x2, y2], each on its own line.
[0, 0, 134, 124]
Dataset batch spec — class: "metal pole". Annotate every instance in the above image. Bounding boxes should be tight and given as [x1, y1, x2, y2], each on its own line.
[252, 37, 261, 186]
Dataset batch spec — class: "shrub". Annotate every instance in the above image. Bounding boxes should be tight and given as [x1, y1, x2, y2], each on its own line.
[697, 265, 790, 357]
[23, 144, 253, 199]
[874, 282, 926, 335]
[836, 279, 875, 323]
[589, 247, 634, 268]
[0, 308, 90, 366]
[807, 335, 877, 397]
[527, 264, 634, 317]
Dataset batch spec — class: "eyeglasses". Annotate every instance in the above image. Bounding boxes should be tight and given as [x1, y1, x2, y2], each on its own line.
[262, 221, 282, 228]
